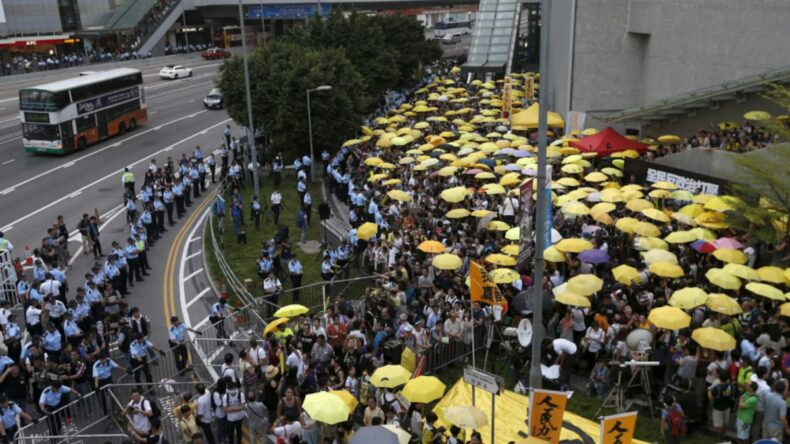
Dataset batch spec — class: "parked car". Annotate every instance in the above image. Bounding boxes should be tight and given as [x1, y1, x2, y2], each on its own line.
[203, 88, 223, 109]
[441, 34, 461, 45]
[201, 48, 231, 60]
[159, 64, 192, 79]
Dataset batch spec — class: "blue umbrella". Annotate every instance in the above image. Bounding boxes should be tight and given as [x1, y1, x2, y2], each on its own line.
[512, 150, 532, 157]
[504, 164, 522, 172]
[351, 426, 411, 444]
[477, 158, 496, 168]
[578, 248, 610, 264]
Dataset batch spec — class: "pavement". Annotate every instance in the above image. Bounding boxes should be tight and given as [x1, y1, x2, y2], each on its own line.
[0, 54, 238, 347]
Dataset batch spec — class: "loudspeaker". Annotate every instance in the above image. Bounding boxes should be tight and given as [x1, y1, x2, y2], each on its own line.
[318, 202, 331, 221]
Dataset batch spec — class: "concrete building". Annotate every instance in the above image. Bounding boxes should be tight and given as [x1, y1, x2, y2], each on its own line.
[543, 0, 790, 131]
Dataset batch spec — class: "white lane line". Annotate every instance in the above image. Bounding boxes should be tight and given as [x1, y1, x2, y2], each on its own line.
[145, 73, 215, 91]
[0, 116, 19, 124]
[185, 249, 202, 260]
[0, 188, 14, 195]
[0, 136, 22, 145]
[68, 191, 82, 198]
[0, 110, 211, 195]
[1, 159, 14, 165]
[186, 287, 211, 308]
[188, 236, 201, 243]
[0, 97, 17, 104]
[0, 118, 230, 232]
[183, 268, 204, 281]
[180, 209, 218, 380]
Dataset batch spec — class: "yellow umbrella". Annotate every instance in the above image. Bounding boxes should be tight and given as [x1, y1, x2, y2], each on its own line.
[592, 212, 613, 225]
[440, 186, 469, 203]
[501, 244, 520, 256]
[329, 390, 359, 411]
[263, 318, 289, 335]
[692, 327, 736, 351]
[489, 268, 520, 284]
[417, 240, 446, 254]
[651, 181, 678, 190]
[475, 172, 496, 180]
[602, 167, 623, 177]
[744, 110, 772, 121]
[781, 303, 790, 317]
[358, 222, 379, 240]
[669, 190, 695, 201]
[590, 202, 616, 214]
[636, 237, 669, 251]
[712, 248, 747, 265]
[368, 173, 389, 182]
[649, 261, 684, 279]
[567, 274, 603, 296]
[399, 156, 415, 165]
[444, 405, 488, 429]
[485, 220, 511, 231]
[382, 179, 402, 186]
[364, 157, 383, 166]
[273, 304, 309, 318]
[641, 208, 670, 223]
[649, 306, 691, 330]
[649, 189, 671, 199]
[554, 238, 594, 253]
[642, 249, 678, 264]
[378, 162, 396, 170]
[657, 135, 681, 144]
[746, 282, 785, 301]
[680, 204, 705, 217]
[303, 392, 350, 424]
[483, 184, 506, 195]
[626, 199, 654, 212]
[544, 246, 567, 263]
[612, 264, 641, 286]
[669, 287, 708, 309]
[706, 293, 743, 316]
[387, 190, 411, 202]
[472, 209, 495, 218]
[371, 365, 412, 388]
[504, 227, 520, 241]
[432, 254, 463, 270]
[344, 138, 363, 147]
[439, 166, 459, 177]
[706, 268, 742, 290]
[691, 227, 717, 241]
[562, 202, 591, 216]
[671, 213, 698, 226]
[557, 177, 580, 187]
[665, 231, 698, 244]
[402, 376, 446, 404]
[555, 291, 591, 307]
[485, 253, 517, 267]
[785, 267, 790, 283]
[615, 217, 639, 234]
[584, 172, 609, 183]
[446, 208, 471, 219]
[633, 221, 661, 237]
[723, 263, 760, 281]
[561, 164, 584, 174]
[757, 266, 787, 284]
[693, 194, 715, 204]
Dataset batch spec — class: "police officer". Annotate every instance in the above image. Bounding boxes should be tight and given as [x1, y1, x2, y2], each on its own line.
[257, 252, 273, 280]
[297, 177, 307, 204]
[141, 204, 157, 242]
[38, 380, 75, 436]
[288, 256, 303, 302]
[129, 333, 165, 384]
[182, 172, 193, 207]
[163, 185, 176, 224]
[251, 196, 262, 230]
[271, 189, 282, 226]
[303, 190, 312, 225]
[124, 238, 143, 286]
[197, 160, 207, 192]
[0, 395, 33, 443]
[169, 316, 201, 372]
[207, 154, 217, 183]
[190, 162, 201, 199]
[122, 167, 135, 193]
[224, 125, 232, 147]
[272, 154, 283, 188]
[134, 233, 151, 272]
[92, 352, 123, 415]
[210, 298, 230, 340]
[153, 193, 167, 233]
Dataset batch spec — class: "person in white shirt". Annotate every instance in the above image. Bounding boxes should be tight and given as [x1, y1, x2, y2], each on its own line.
[271, 190, 283, 225]
[124, 388, 153, 434]
[194, 383, 216, 444]
[248, 339, 267, 373]
[25, 302, 45, 336]
[222, 381, 246, 443]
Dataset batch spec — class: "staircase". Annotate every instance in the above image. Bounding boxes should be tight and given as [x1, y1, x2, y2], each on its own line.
[464, 0, 522, 75]
[105, 0, 184, 55]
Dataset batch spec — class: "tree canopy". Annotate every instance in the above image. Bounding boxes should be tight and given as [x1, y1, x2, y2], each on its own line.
[218, 10, 440, 158]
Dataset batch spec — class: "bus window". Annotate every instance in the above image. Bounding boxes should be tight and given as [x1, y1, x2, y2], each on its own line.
[23, 123, 60, 141]
[76, 114, 96, 133]
[19, 90, 69, 112]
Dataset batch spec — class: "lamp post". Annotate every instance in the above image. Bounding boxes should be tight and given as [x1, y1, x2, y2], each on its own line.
[238, 0, 259, 196]
[306, 85, 332, 184]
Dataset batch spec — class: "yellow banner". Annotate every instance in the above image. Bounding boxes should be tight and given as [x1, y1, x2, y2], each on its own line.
[469, 261, 502, 306]
[528, 389, 568, 444]
[600, 412, 638, 444]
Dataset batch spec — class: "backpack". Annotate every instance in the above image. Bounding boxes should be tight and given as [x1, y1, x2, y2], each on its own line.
[146, 399, 162, 419]
[668, 407, 686, 437]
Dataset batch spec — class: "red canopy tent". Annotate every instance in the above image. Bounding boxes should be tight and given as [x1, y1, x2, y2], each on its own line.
[569, 127, 648, 156]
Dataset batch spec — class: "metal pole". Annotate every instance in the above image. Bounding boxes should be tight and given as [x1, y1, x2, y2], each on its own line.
[238, 0, 260, 197]
[528, 0, 551, 390]
[306, 89, 316, 184]
[491, 393, 496, 444]
[259, 0, 265, 45]
[182, 8, 189, 48]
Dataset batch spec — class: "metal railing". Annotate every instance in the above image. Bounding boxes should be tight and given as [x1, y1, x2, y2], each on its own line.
[0, 249, 19, 307]
[15, 434, 131, 443]
[423, 321, 492, 374]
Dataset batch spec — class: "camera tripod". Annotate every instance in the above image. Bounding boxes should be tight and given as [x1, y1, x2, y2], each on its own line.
[595, 363, 655, 418]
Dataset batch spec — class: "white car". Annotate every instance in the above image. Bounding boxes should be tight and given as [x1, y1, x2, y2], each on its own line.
[159, 64, 192, 79]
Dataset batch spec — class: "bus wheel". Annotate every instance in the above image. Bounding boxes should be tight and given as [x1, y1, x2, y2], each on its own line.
[118, 122, 126, 135]
[129, 118, 137, 130]
[77, 137, 87, 150]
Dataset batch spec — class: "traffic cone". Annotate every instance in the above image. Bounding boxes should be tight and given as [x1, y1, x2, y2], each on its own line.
[24, 244, 31, 266]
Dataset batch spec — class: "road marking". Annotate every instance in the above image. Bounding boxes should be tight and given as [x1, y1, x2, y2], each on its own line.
[185, 249, 202, 260]
[186, 287, 211, 308]
[0, 111, 212, 195]
[0, 136, 21, 145]
[0, 116, 19, 124]
[69, 191, 82, 198]
[62, 161, 75, 168]
[0, 118, 230, 232]
[188, 100, 195, 104]
[183, 268, 204, 281]
[189, 236, 201, 243]
[0, 97, 17, 104]
[0, 188, 15, 195]
[1, 159, 14, 165]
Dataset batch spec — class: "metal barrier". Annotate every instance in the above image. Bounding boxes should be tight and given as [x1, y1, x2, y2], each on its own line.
[0, 249, 20, 307]
[422, 321, 492, 374]
[14, 433, 131, 443]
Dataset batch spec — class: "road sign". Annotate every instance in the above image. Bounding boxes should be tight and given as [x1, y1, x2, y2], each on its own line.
[464, 366, 503, 395]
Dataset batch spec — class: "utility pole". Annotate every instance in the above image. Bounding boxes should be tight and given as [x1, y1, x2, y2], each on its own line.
[306, 85, 332, 185]
[238, 0, 260, 196]
[528, 0, 551, 390]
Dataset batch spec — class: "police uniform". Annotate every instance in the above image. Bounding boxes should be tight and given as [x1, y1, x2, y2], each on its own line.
[251, 199, 262, 230]
[129, 339, 154, 384]
[288, 259, 303, 301]
[92, 358, 118, 414]
[210, 301, 229, 339]
[169, 323, 191, 371]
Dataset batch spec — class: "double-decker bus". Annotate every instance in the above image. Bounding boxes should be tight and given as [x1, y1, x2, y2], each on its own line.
[20, 68, 147, 154]
[433, 20, 474, 38]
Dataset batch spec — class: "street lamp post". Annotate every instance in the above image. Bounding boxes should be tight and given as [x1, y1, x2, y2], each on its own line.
[306, 85, 332, 184]
[238, 0, 259, 197]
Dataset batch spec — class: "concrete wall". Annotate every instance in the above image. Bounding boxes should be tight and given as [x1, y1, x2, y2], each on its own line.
[551, 0, 790, 118]
[78, 0, 119, 29]
[0, 0, 62, 34]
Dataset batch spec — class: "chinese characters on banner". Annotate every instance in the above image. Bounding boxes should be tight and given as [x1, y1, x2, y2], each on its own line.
[524, 76, 535, 101]
[502, 76, 513, 120]
[600, 412, 638, 444]
[469, 261, 504, 306]
[516, 179, 534, 271]
[528, 389, 568, 443]
[645, 168, 720, 195]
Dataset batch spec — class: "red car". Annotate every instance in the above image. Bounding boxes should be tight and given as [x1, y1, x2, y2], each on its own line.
[201, 48, 231, 60]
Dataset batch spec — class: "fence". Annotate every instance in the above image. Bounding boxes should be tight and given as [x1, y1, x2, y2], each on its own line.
[0, 249, 20, 307]
[421, 321, 493, 374]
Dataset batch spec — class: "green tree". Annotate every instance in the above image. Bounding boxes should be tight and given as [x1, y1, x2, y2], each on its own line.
[725, 84, 790, 246]
[374, 14, 442, 89]
[218, 41, 367, 158]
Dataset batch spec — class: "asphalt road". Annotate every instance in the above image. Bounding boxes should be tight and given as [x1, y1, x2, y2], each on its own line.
[0, 56, 239, 347]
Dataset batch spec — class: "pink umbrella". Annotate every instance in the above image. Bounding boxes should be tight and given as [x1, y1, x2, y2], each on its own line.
[465, 169, 484, 175]
[713, 237, 743, 250]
